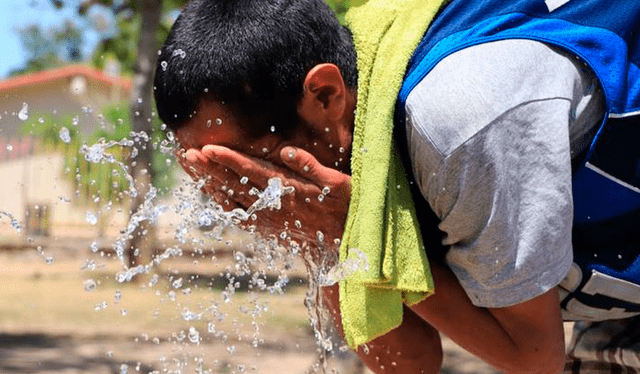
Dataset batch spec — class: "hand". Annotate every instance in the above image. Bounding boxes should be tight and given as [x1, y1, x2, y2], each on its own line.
[177, 144, 351, 255]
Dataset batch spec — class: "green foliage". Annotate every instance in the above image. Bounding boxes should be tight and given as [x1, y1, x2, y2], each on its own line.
[19, 114, 129, 206]
[100, 103, 177, 195]
[90, 1, 182, 74]
[10, 21, 84, 76]
[20, 106, 176, 208]
[324, 0, 367, 24]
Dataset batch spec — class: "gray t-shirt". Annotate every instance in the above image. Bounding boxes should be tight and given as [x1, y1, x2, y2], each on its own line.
[405, 39, 605, 308]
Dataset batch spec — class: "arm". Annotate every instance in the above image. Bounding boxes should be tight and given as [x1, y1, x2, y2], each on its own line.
[177, 143, 566, 374]
[180, 144, 448, 373]
[410, 260, 565, 374]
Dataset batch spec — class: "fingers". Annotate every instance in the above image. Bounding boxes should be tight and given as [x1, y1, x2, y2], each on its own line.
[280, 146, 351, 189]
[201, 145, 281, 185]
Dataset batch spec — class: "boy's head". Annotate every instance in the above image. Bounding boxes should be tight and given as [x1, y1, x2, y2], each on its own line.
[153, 0, 357, 141]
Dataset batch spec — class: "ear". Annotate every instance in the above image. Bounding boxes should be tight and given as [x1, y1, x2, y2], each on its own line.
[298, 63, 347, 125]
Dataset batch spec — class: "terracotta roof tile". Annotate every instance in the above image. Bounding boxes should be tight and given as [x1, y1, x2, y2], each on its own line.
[0, 65, 132, 92]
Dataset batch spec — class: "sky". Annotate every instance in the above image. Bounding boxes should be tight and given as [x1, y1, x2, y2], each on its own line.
[0, 0, 105, 79]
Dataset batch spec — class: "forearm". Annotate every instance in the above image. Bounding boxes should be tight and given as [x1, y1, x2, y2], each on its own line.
[410, 260, 565, 374]
[322, 284, 443, 374]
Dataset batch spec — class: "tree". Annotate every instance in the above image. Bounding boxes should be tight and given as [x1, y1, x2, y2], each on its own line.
[10, 20, 84, 76]
[48, 0, 356, 272]
[69, 0, 185, 271]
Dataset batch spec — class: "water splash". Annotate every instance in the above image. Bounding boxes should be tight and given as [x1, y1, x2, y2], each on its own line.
[14, 126, 359, 373]
[317, 248, 369, 287]
[79, 132, 151, 198]
[246, 177, 294, 216]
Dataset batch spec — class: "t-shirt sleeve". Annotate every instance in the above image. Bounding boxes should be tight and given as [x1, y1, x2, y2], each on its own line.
[404, 39, 603, 308]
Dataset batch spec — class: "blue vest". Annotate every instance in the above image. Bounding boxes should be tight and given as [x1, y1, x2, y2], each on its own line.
[397, 0, 640, 319]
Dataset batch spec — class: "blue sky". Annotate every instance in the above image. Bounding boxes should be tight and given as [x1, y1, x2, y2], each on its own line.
[0, 0, 105, 79]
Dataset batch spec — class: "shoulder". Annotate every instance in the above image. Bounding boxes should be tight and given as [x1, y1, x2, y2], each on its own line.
[405, 38, 586, 157]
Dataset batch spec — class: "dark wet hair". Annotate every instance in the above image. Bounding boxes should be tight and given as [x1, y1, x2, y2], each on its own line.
[153, 0, 357, 139]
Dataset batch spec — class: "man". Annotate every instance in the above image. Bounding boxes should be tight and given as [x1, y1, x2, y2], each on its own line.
[154, 0, 640, 372]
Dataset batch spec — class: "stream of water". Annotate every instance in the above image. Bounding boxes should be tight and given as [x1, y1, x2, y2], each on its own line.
[1, 118, 368, 373]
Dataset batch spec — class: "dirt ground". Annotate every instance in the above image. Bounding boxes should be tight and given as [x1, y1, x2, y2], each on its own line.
[0, 234, 534, 374]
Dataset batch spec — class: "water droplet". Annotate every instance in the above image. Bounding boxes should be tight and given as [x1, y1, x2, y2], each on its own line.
[59, 127, 71, 143]
[18, 102, 28, 121]
[114, 289, 122, 303]
[294, 220, 302, 229]
[84, 279, 97, 292]
[120, 363, 128, 374]
[302, 165, 310, 172]
[38, 117, 44, 124]
[339, 147, 345, 153]
[94, 301, 108, 311]
[148, 274, 159, 287]
[322, 187, 330, 195]
[85, 211, 98, 225]
[6, 144, 12, 152]
[137, 97, 143, 104]
[261, 147, 268, 153]
[240, 176, 249, 184]
[80, 259, 96, 271]
[361, 147, 368, 153]
[324, 127, 330, 133]
[206, 119, 212, 128]
[188, 327, 201, 344]
[317, 194, 324, 202]
[215, 118, 222, 125]
[44, 256, 54, 265]
[172, 277, 183, 288]
[270, 126, 276, 132]
[181, 308, 201, 321]
[227, 345, 236, 354]
[316, 231, 325, 242]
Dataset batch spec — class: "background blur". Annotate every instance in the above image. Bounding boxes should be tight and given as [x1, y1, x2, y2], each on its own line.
[0, 0, 501, 373]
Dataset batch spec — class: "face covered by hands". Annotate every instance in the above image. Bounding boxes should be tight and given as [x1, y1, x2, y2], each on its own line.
[176, 142, 351, 256]
[173, 63, 356, 261]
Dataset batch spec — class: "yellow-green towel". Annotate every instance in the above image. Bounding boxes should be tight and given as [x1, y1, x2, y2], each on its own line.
[339, 0, 449, 348]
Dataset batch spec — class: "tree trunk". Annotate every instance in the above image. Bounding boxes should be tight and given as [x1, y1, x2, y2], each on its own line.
[127, 0, 162, 270]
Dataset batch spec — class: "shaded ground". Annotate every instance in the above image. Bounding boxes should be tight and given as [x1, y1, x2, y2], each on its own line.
[0, 237, 505, 374]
